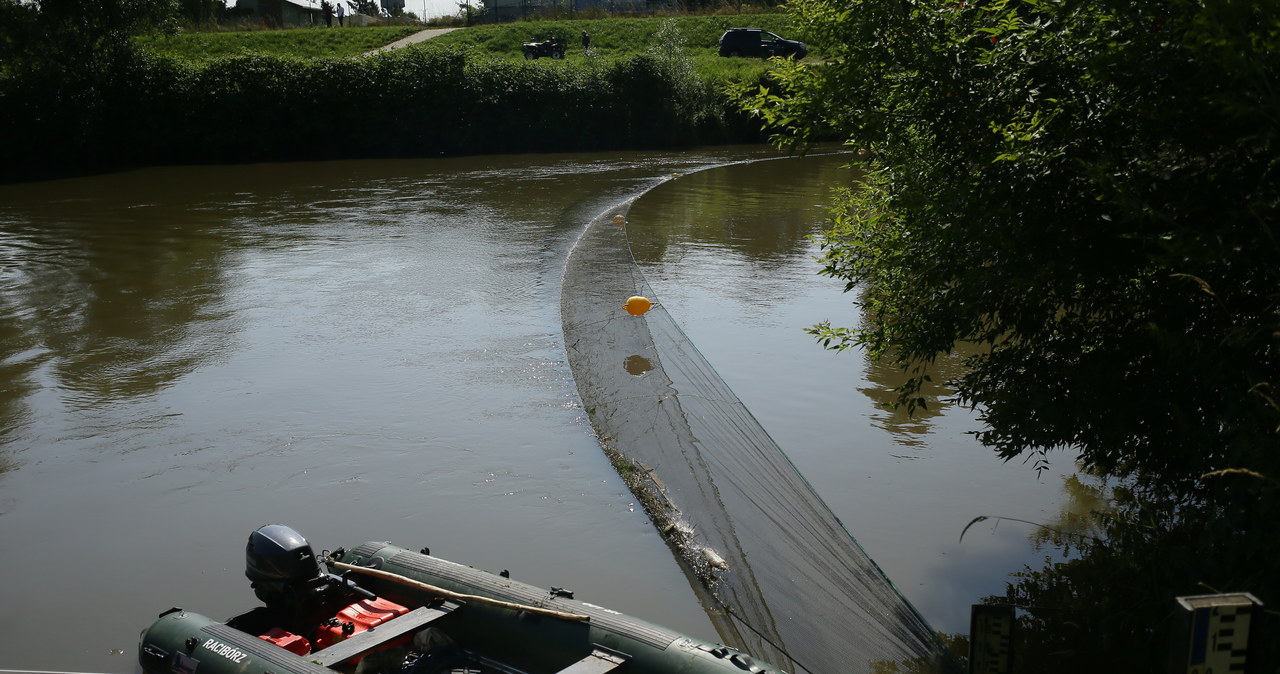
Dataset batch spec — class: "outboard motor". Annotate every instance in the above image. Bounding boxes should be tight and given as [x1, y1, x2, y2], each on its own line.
[246, 524, 380, 635]
[246, 524, 326, 607]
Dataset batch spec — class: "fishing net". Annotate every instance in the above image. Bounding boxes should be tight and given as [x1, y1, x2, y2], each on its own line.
[560, 178, 955, 674]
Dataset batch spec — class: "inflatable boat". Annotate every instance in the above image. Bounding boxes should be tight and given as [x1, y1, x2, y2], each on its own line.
[138, 525, 789, 674]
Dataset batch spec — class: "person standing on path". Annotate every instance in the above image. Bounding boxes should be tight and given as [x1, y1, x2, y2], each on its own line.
[581, 31, 591, 50]
[337, 2, 345, 26]
[322, 0, 333, 27]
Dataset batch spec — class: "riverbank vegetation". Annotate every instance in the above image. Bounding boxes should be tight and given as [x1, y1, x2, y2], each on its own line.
[136, 24, 424, 60]
[740, 0, 1279, 670]
[135, 14, 798, 65]
[425, 14, 795, 59]
[1, 2, 799, 181]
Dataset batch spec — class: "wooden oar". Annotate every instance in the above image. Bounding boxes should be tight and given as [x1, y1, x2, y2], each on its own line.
[327, 559, 591, 623]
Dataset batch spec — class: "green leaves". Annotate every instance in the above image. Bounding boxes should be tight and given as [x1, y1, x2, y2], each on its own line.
[749, 0, 1280, 486]
[3, 32, 755, 178]
[743, 1, 1280, 661]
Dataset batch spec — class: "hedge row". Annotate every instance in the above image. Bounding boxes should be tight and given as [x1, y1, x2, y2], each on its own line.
[0, 44, 767, 181]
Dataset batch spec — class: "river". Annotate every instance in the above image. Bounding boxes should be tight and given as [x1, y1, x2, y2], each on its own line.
[0, 146, 1072, 672]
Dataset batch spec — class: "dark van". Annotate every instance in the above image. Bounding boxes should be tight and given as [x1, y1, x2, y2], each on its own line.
[717, 28, 807, 59]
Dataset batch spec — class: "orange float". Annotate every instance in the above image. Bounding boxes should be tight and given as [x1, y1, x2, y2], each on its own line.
[623, 296, 653, 316]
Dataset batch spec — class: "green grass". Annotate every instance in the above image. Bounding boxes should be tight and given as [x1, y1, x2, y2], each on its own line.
[137, 25, 425, 60]
[435, 16, 802, 82]
[426, 14, 801, 59]
[137, 15, 806, 81]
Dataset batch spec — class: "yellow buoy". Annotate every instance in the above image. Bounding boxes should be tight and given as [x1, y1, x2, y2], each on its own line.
[612, 214, 626, 226]
[623, 296, 653, 316]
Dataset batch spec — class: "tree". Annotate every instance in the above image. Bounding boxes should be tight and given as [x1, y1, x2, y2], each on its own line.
[179, 0, 224, 24]
[736, 0, 1279, 667]
[1, 0, 177, 77]
[739, 0, 1279, 492]
[0, 0, 179, 174]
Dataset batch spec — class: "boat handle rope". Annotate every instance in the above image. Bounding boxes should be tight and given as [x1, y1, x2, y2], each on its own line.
[326, 559, 592, 623]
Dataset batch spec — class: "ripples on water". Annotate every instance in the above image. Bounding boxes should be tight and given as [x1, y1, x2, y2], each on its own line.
[0, 148, 1072, 673]
[0, 150, 782, 672]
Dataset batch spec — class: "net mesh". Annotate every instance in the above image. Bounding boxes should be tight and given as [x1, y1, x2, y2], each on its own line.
[561, 183, 955, 674]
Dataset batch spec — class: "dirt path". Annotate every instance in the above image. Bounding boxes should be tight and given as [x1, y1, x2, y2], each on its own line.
[365, 27, 462, 55]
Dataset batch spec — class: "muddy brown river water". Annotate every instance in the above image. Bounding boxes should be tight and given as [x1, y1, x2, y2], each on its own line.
[0, 146, 1073, 672]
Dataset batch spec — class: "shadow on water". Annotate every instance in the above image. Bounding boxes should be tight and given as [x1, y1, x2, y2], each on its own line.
[561, 154, 961, 674]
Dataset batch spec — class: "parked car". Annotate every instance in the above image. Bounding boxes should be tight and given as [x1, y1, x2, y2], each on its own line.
[717, 28, 807, 59]
[523, 36, 566, 59]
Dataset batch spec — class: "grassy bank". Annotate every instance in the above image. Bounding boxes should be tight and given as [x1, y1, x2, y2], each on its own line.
[4, 16, 802, 180]
[136, 15, 801, 62]
[136, 25, 425, 60]
[428, 15, 799, 81]
[135, 15, 802, 79]
[425, 15, 799, 58]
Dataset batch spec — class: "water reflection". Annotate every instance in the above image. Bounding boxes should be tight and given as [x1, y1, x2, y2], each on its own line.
[0, 146, 811, 674]
[2, 227, 231, 417]
[0, 146, 1074, 671]
[859, 352, 964, 448]
[624, 150, 1076, 639]
[564, 196, 952, 672]
[1027, 471, 1110, 553]
[0, 278, 38, 472]
[623, 354, 654, 376]
[625, 155, 854, 268]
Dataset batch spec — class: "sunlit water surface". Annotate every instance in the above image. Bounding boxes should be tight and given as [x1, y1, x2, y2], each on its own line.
[0, 148, 1072, 672]
[624, 158, 1078, 634]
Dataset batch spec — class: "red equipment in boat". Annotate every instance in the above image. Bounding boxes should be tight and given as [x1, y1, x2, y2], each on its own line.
[258, 628, 311, 656]
[312, 597, 412, 659]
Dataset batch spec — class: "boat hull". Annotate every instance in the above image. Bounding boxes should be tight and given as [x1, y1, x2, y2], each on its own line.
[139, 541, 787, 674]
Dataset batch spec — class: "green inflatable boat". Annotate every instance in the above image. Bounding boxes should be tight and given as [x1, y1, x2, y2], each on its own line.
[138, 525, 788, 674]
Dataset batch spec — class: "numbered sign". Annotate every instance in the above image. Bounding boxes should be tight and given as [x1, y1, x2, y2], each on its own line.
[1171, 592, 1261, 674]
[970, 604, 1014, 674]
